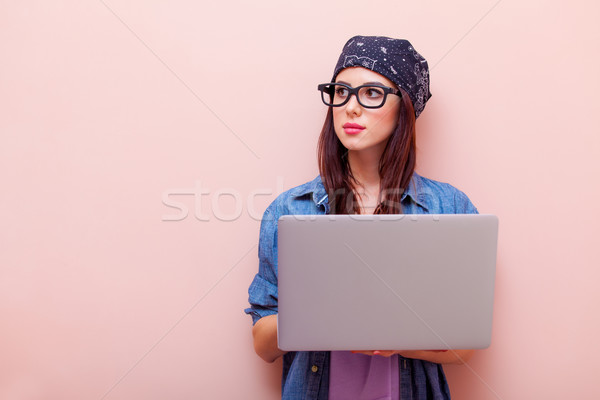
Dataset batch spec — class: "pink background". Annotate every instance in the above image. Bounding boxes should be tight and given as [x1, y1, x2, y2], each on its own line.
[1, 1, 599, 399]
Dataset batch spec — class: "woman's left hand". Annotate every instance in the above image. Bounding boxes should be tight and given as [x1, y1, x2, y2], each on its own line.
[351, 350, 399, 357]
[350, 349, 473, 365]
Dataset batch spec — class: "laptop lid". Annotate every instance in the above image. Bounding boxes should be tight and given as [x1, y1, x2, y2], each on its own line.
[277, 214, 498, 351]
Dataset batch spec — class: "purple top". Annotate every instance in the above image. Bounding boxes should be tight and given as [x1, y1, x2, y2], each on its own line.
[329, 351, 400, 400]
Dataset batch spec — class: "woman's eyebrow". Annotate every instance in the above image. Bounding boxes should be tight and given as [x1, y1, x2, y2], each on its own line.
[335, 80, 386, 86]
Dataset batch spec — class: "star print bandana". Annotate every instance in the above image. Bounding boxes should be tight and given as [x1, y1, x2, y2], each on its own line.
[332, 36, 432, 118]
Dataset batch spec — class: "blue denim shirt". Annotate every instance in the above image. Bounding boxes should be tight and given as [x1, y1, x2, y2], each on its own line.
[245, 173, 478, 400]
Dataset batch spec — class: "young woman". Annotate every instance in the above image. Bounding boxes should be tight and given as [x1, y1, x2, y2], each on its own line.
[245, 36, 478, 400]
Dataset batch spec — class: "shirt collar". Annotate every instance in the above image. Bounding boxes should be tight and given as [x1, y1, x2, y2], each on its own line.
[293, 174, 429, 212]
[401, 173, 429, 211]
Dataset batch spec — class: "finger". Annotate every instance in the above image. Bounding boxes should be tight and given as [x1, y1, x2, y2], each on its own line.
[351, 350, 375, 356]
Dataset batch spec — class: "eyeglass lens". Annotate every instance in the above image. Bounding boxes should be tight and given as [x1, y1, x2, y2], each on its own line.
[323, 84, 387, 108]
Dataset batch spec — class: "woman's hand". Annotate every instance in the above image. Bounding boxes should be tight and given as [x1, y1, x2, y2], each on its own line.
[351, 350, 400, 357]
[350, 349, 474, 365]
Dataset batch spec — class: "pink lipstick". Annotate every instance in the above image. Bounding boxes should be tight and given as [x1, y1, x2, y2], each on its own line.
[343, 122, 365, 135]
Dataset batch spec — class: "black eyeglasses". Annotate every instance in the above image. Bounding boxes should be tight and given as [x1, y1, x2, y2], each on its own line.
[317, 82, 400, 109]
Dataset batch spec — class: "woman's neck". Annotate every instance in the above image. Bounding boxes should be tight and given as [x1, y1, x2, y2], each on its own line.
[347, 149, 383, 214]
[347, 149, 381, 189]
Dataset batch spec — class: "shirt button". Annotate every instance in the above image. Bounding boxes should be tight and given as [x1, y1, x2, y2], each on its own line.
[311, 365, 318, 373]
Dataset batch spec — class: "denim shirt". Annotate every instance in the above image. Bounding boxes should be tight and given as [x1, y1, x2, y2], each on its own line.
[245, 173, 478, 400]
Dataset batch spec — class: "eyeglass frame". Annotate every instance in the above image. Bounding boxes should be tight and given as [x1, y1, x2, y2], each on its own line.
[317, 82, 401, 109]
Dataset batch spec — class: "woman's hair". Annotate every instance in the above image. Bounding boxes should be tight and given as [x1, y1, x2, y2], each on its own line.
[317, 90, 416, 215]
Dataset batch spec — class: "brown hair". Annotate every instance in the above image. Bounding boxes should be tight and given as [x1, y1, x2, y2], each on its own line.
[317, 90, 416, 214]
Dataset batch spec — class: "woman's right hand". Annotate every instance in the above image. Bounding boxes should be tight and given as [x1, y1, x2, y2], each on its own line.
[252, 314, 287, 363]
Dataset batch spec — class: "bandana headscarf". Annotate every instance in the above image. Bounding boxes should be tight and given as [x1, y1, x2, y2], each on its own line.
[332, 36, 432, 117]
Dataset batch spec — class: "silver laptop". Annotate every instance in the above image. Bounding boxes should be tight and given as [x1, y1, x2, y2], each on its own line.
[277, 214, 498, 351]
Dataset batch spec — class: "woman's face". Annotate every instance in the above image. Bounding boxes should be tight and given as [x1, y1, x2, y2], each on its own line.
[332, 67, 401, 156]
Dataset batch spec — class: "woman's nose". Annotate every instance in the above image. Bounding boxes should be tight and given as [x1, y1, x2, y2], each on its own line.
[345, 93, 362, 116]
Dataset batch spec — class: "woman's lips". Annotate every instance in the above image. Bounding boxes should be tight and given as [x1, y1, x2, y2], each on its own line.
[343, 123, 365, 135]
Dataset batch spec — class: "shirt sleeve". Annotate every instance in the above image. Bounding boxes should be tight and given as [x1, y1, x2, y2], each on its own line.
[453, 189, 479, 214]
[245, 205, 280, 325]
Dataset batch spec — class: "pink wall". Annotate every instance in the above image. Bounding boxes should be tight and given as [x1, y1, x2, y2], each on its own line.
[1, 1, 599, 399]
